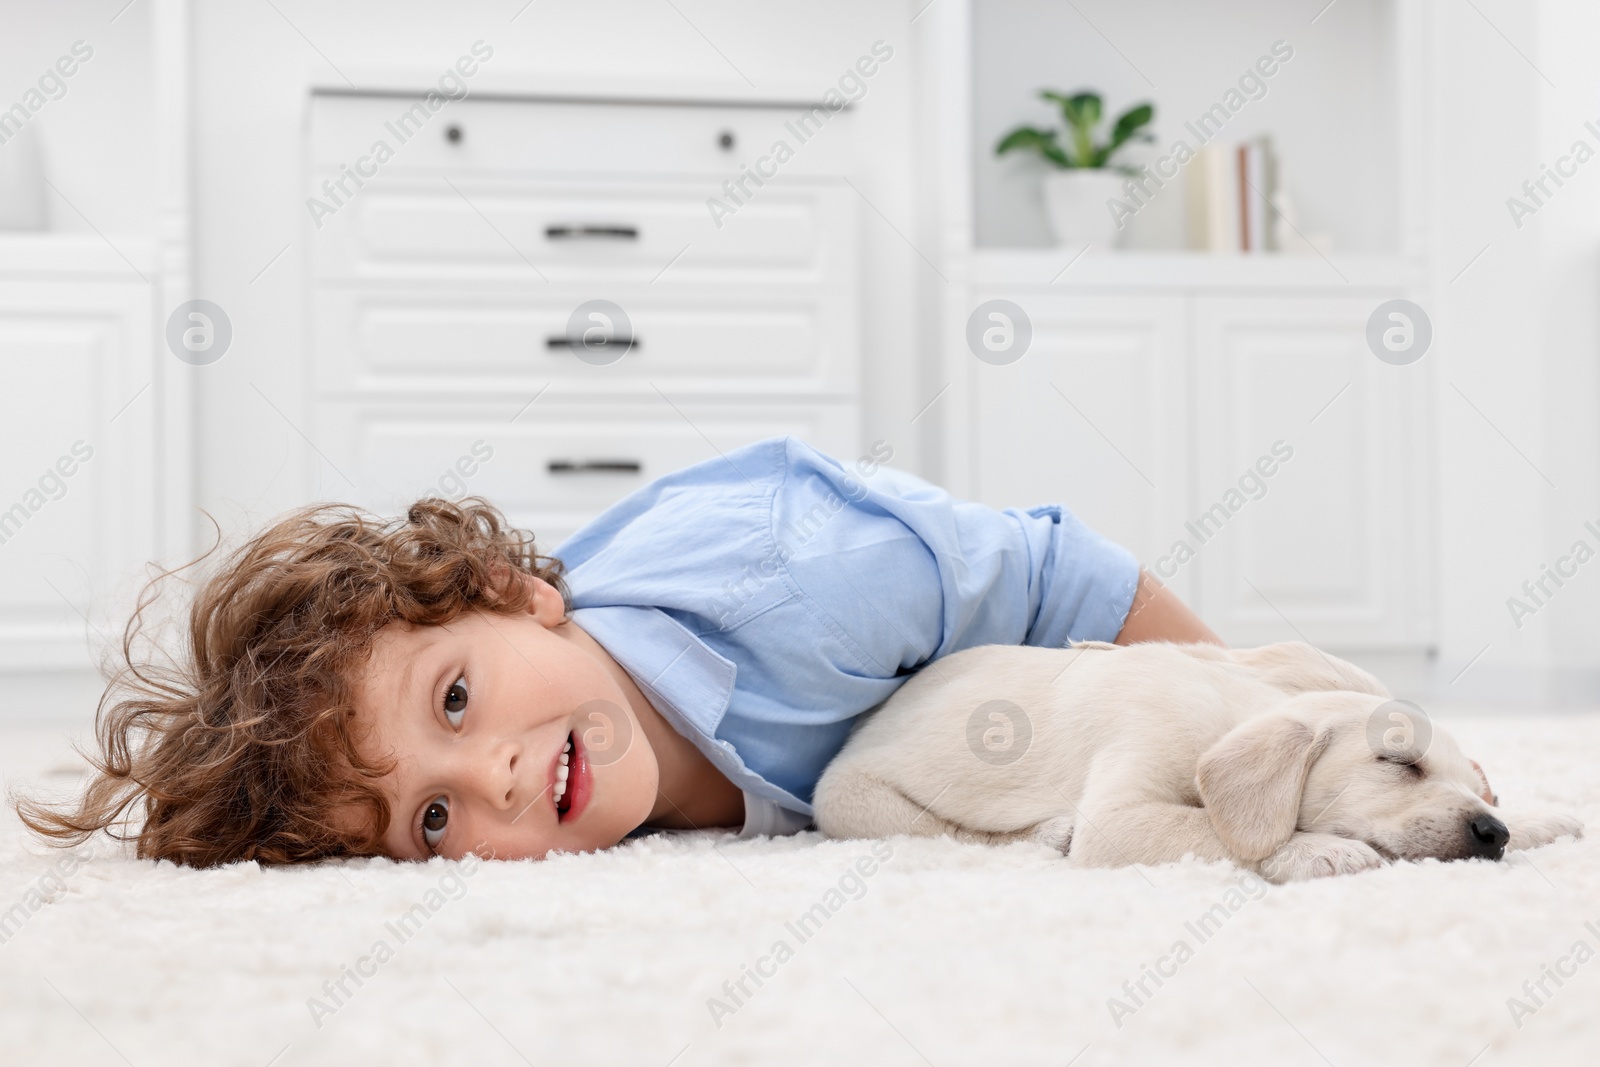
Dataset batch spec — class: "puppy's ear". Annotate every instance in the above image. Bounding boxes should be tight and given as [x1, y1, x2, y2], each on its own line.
[1196, 714, 1330, 861]
[1469, 759, 1498, 806]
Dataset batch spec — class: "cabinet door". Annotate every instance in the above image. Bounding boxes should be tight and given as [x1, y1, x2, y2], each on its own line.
[1193, 297, 1429, 648]
[0, 280, 158, 668]
[969, 294, 1191, 603]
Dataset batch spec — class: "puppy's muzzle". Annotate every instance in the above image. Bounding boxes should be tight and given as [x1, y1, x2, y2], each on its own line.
[1468, 812, 1510, 860]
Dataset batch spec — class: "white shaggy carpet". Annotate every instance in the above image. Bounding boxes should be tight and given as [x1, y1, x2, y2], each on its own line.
[3, 710, 1599, 1067]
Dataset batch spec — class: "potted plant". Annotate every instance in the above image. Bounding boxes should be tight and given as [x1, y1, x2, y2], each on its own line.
[996, 91, 1154, 247]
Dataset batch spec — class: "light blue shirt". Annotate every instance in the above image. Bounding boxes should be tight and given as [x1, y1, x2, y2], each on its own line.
[553, 436, 1141, 838]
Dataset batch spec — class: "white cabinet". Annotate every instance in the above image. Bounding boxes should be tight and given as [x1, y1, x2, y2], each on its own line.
[0, 242, 161, 669]
[1192, 297, 1430, 648]
[305, 93, 861, 547]
[950, 258, 1432, 651]
[969, 294, 1192, 603]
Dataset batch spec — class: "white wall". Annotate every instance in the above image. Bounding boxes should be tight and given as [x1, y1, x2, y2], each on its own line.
[0, 2, 155, 236]
[1537, 1, 1600, 690]
[1427, 0, 1547, 698]
[1424, 0, 1600, 702]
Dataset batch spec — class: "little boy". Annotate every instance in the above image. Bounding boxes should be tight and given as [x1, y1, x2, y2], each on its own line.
[18, 436, 1220, 866]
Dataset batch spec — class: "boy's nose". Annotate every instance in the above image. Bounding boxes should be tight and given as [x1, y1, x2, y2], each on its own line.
[458, 738, 523, 811]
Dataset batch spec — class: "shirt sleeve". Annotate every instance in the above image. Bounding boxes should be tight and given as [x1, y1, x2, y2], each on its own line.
[738, 791, 815, 839]
[775, 437, 1142, 674]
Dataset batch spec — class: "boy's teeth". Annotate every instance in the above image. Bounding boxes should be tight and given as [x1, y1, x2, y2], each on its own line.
[554, 733, 575, 809]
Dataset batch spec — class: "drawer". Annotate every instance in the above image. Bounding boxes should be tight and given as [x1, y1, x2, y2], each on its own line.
[310, 178, 855, 284]
[311, 287, 857, 396]
[311, 399, 860, 548]
[309, 95, 854, 179]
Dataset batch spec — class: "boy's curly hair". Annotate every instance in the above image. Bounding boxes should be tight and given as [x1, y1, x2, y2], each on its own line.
[13, 496, 569, 867]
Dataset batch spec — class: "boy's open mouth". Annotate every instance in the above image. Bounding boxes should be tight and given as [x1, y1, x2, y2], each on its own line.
[552, 730, 590, 823]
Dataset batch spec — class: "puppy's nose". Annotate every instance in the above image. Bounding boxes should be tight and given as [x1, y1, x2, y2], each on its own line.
[1469, 813, 1510, 859]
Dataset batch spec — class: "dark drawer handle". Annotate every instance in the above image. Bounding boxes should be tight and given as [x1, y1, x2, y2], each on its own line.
[545, 335, 640, 352]
[545, 225, 639, 240]
[548, 460, 642, 475]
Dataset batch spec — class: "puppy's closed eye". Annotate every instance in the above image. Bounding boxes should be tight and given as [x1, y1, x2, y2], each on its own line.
[1377, 752, 1425, 778]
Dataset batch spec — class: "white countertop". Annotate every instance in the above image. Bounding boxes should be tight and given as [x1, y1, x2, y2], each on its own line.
[969, 249, 1423, 290]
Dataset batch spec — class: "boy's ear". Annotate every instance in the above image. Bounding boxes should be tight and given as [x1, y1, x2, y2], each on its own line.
[485, 558, 518, 596]
[486, 562, 563, 624]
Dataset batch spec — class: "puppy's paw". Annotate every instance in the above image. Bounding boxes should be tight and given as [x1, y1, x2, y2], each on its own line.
[1506, 811, 1584, 851]
[1031, 815, 1074, 854]
[1259, 832, 1385, 883]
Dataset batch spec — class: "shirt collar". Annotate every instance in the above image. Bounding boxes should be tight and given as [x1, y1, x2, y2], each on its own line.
[570, 605, 813, 818]
[567, 605, 736, 742]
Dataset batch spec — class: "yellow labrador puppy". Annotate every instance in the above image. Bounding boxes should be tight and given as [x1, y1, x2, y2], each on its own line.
[813, 641, 1582, 882]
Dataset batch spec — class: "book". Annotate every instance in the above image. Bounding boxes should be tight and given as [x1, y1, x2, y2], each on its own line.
[1240, 136, 1277, 252]
[1187, 135, 1277, 252]
[1187, 144, 1236, 252]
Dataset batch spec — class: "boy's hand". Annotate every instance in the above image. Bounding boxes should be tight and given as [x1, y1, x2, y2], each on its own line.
[1114, 567, 1225, 647]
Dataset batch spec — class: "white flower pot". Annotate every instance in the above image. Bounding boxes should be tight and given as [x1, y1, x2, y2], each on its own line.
[1041, 169, 1124, 248]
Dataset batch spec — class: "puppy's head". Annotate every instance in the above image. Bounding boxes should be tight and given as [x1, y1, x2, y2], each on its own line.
[1196, 693, 1507, 864]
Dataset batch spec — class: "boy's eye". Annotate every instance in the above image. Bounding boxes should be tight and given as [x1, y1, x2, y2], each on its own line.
[421, 796, 449, 851]
[443, 675, 468, 726]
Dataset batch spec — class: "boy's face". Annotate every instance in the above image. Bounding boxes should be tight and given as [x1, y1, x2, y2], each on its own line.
[351, 574, 659, 861]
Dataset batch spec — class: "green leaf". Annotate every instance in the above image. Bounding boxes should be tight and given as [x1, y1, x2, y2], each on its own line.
[995, 125, 1072, 167]
[1035, 91, 1098, 168]
[996, 126, 1051, 153]
[1108, 103, 1155, 147]
[1044, 90, 1101, 133]
[1095, 102, 1156, 167]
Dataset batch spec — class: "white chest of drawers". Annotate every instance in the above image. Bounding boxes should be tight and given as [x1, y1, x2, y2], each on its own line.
[305, 92, 860, 548]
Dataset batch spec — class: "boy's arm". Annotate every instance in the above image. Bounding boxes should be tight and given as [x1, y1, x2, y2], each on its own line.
[1113, 567, 1226, 647]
